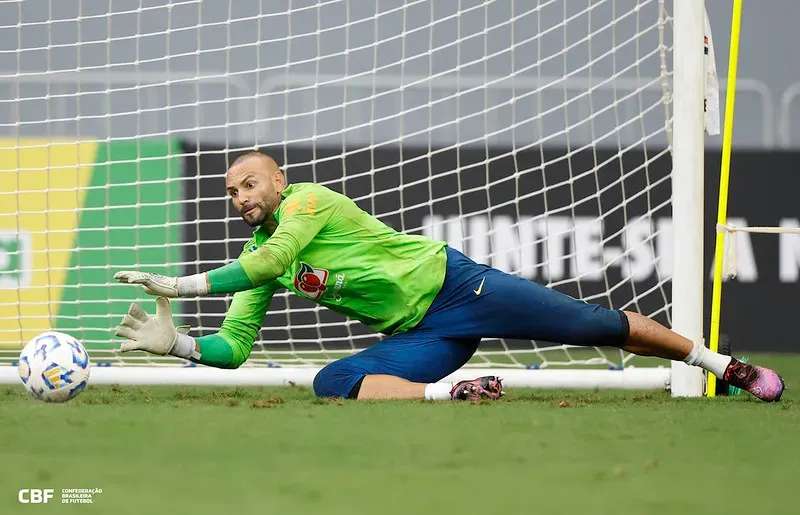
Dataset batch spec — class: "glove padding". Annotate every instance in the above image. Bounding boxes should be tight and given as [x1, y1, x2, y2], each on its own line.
[115, 297, 187, 355]
[114, 271, 179, 298]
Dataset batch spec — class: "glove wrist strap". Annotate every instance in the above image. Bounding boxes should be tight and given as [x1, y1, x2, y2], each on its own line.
[177, 274, 209, 297]
[170, 331, 202, 361]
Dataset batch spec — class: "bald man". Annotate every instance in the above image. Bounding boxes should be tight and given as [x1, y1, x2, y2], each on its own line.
[113, 151, 785, 402]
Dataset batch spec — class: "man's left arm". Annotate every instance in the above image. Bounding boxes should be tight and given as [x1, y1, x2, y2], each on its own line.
[114, 189, 337, 297]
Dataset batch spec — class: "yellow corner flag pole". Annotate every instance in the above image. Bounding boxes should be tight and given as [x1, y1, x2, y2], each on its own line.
[708, 0, 743, 398]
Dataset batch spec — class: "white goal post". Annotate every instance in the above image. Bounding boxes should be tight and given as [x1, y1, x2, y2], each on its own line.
[0, 0, 709, 395]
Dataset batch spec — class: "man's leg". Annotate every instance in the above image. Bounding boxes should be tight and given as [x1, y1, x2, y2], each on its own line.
[356, 375, 502, 401]
[621, 310, 783, 401]
[429, 248, 784, 402]
[312, 334, 502, 401]
[356, 375, 426, 400]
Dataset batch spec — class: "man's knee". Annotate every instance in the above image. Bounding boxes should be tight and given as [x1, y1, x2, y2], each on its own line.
[564, 305, 629, 347]
[313, 359, 365, 399]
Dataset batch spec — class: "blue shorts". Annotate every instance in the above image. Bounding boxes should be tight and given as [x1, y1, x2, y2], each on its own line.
[313, 247, 629, 398]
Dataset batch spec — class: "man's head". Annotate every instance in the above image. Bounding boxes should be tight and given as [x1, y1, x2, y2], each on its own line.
[226, 151, 286, 227]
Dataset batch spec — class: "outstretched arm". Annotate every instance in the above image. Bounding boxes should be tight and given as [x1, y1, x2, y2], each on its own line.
[115, 283, 277, 368]
[114, 189, 335, 297]
[194, 283, 277, 368]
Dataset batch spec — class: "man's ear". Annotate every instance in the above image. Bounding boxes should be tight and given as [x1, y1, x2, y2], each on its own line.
[275, 170, 286, 193]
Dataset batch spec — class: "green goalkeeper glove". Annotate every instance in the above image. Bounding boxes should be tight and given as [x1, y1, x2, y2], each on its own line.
[115, 297, 199, 359]
[114, 271, 209, 297]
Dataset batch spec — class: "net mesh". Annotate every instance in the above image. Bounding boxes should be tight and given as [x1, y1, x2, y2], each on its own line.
[0, 0, 673, 372]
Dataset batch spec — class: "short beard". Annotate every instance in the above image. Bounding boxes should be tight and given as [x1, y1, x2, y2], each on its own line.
[244, 213, 267, 227]
[243, 205, 268, 227]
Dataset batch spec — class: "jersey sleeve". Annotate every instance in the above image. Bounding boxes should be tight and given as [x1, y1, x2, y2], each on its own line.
[197, 238, 280, 367]
[214, 282, 278, 365]
[238, 187, 339, 286]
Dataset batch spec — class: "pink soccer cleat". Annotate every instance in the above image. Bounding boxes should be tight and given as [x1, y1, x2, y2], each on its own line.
[450, 376, 504, 401]
[723, 359, 785, 402]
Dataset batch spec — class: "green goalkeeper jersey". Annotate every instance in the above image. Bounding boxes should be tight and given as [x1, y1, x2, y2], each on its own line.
[212, 183, 447, 357]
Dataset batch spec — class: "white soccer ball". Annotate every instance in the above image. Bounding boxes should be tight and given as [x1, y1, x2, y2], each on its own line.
[18, 331, 91, 402]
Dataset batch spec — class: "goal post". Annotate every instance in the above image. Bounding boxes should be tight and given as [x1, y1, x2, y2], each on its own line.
[669, 0, 706, 397]
[0, 1, 709, 393]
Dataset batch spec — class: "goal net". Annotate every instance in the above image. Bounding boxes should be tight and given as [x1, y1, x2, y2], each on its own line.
[0, 0, 689, 390]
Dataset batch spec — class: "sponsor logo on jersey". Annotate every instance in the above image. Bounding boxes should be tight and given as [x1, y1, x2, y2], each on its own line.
[324, 272, 346, 302]
[294, 262, 329, 299]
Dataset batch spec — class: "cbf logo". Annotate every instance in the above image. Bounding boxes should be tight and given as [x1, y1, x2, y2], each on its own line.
[293, 262, 329, 299]
[18, 489, 54, 503]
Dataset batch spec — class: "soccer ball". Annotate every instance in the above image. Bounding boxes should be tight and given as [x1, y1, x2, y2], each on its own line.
[18, 331, 91, 402]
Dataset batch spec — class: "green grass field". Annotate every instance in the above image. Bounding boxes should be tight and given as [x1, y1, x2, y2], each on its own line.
[0, 354, 797, 515]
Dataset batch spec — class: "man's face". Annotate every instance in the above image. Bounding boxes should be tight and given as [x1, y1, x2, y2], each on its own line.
[225, 156, 285, 227]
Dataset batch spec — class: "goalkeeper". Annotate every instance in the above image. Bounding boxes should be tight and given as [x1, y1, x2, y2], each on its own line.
[114, 151, 784, 402]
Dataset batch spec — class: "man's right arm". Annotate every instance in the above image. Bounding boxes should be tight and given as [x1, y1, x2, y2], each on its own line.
[115, 281, 278, 366]
[193, 282, 278, 368]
